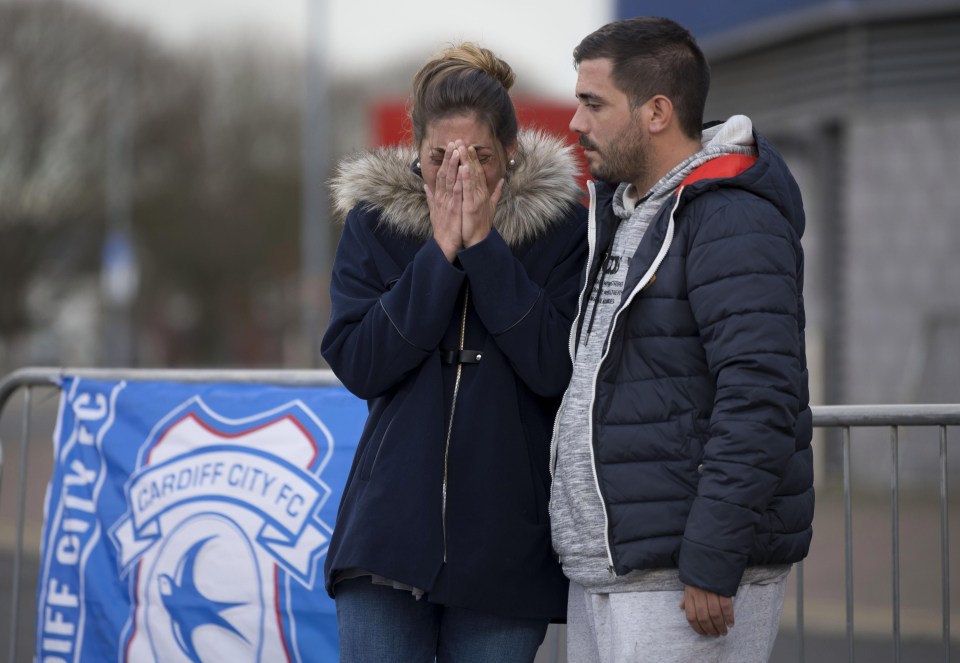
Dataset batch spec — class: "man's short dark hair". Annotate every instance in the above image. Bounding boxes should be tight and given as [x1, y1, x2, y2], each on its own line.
[573, 16, 710, 139]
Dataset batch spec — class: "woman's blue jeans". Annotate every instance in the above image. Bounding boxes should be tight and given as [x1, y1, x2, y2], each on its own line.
[335, 576, 548, 662]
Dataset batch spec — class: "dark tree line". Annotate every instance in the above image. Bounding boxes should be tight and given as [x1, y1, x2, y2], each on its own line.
[0, 1, 306, 368]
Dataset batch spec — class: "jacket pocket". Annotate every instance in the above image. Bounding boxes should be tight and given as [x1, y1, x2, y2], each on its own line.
[686, 413, 710, 474]
[358, 417, 395, 481]
[356, 379, 415, 481]
[525, 441, 549, 525]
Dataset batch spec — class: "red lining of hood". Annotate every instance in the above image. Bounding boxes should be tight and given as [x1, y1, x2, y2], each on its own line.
[676, 154, 758, 195]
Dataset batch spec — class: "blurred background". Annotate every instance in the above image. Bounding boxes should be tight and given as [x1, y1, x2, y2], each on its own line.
[0, 0, 606, 375]
[3, 0, 958, 483]
[1, 0, 960, 659]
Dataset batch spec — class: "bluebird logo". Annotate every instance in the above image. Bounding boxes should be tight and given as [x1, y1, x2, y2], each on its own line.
[159, 536, 249, 662]
[144, 515, 263, 662]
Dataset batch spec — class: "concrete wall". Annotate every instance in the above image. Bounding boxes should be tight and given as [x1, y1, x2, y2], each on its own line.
[845, 111, 960, 487]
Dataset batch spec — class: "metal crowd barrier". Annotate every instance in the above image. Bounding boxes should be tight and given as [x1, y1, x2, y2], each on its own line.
[805, 404, 960, 663]
[1, 367, 959, 663]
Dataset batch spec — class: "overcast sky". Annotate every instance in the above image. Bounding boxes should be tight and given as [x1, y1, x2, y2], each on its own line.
[72, 0, 614, 100]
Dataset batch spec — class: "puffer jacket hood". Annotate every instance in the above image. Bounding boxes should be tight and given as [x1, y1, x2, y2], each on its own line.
[330, 129, 583, 247]
[689, 118, 805, 238]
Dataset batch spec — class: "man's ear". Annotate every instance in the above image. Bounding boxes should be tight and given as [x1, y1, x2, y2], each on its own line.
[645, 95, 674, 135]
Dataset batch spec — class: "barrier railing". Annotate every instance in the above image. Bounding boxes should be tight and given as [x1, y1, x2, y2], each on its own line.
[803, 405, 960, 663]
[2, 368, 959, 662]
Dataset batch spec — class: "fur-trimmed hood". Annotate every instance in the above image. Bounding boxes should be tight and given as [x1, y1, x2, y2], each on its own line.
[330, 129, 583, 247]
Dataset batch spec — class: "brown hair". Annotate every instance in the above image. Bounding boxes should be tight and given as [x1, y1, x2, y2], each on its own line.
[574, 17, 709, 139]
[410, 42, 518, 150]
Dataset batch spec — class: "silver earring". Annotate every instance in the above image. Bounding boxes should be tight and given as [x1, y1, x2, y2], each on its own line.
[416, 161, 421, 169]
[508, 158, 516, 168]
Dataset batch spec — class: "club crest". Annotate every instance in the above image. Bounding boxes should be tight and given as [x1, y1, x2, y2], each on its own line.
[111, 396, 334, 662]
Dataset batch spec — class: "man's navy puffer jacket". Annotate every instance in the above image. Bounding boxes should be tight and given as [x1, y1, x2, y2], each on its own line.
[560, 129, 814, 597]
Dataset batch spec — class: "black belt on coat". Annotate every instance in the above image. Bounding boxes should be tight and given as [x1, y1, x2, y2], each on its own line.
[440, 349, 483, 364]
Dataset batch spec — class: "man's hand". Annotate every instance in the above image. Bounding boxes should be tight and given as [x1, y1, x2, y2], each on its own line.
[680, 584, 734, 637]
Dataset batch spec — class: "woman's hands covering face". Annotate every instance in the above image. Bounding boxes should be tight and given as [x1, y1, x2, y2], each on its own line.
[424, 139, 504, 262]
[460, 141, 504, 250]
[424, 141, 463, 262]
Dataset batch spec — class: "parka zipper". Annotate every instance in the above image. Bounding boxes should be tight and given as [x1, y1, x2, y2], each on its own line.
[442, 285, 470, 563]
[550, 184, 683, 573]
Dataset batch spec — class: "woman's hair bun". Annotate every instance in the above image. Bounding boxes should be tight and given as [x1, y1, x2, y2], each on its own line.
[437, 42, 515, 90]
[409, 41, 519, 149]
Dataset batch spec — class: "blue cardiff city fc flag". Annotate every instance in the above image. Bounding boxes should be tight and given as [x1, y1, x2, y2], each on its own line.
[36, 377, 365, 662]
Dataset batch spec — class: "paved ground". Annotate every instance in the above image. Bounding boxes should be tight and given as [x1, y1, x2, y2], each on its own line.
[3, 394, 959, 661]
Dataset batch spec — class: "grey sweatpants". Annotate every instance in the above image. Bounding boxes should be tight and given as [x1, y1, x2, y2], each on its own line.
[566, 576, 787, 663]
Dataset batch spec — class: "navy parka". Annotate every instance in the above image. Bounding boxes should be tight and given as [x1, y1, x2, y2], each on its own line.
[321, 131, 588, 620]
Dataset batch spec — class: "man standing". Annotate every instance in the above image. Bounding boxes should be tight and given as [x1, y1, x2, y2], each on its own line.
[549, 16, 814, 662]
